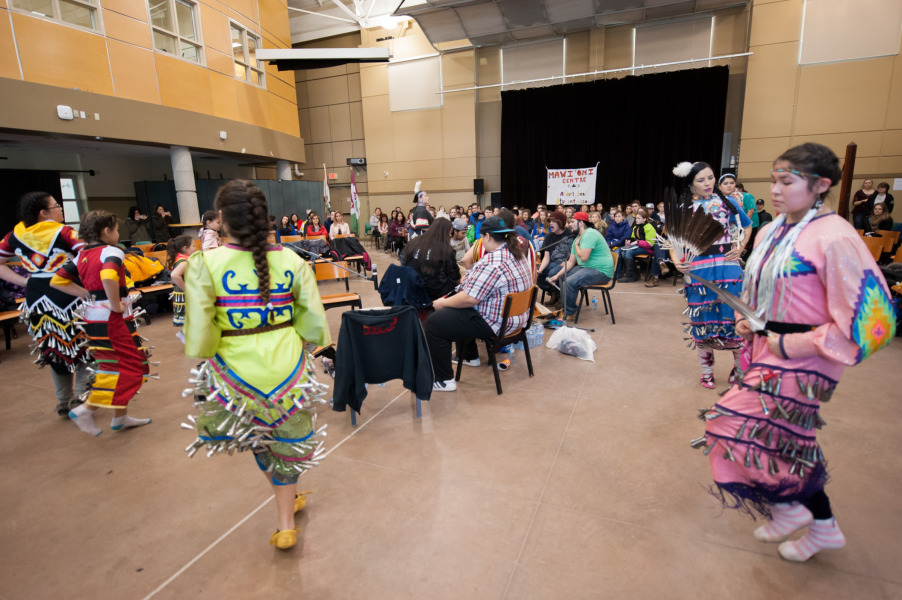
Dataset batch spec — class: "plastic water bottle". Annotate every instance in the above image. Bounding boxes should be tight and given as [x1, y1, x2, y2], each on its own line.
[591, 295, 598, 311]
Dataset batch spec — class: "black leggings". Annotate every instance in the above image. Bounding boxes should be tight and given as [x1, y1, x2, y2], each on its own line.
[802, 490, 833, 520]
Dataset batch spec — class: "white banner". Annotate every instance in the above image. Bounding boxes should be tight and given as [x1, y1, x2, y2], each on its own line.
[546, 165, 598, 205]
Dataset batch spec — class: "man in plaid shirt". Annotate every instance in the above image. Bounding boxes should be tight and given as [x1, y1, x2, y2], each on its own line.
[424, 217, 533, 391]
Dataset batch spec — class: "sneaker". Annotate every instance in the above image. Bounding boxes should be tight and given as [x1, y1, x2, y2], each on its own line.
[451, 355, 481, 367]
[645, 276, 659, 288]
[433, 379, 457, 392]
[564, 313, 577, 322]
[700, 374, 715, 389]
[658, 260, 670, 276]
[728, 367, 738, 385]
[176, 329, 185, 343]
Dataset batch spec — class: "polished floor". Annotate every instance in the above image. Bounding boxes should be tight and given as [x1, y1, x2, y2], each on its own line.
[1, 249, 900, 600]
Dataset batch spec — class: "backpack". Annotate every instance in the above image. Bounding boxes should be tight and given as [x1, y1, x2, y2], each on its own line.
[332, 237, 372, 271]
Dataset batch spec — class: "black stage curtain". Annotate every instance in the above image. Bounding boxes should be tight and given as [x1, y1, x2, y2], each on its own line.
[500, 66, 729, 211]
[0, 170, 64, 235]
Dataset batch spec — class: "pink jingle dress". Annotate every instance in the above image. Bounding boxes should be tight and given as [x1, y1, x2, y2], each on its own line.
[695, 214, 896, 516]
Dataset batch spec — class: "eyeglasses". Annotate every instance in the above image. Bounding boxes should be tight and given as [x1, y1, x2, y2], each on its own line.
[46, 204, 63, 211]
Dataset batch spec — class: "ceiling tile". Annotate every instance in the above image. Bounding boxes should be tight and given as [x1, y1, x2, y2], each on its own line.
[545, 0, 595, 22]
[509, 25, 556, 40]
[497, 0, 547, 28]
[456, 3, 507, 37]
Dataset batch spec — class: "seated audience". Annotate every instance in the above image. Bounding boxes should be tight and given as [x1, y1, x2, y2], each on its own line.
[605, 210, 630, 248]
[619, 209, 657, 283]
[548, 212, 615, 320]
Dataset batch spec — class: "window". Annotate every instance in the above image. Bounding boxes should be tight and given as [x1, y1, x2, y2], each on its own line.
[230, 23, 264, 86]
[149, 0, 203, 64]
[12, 0, 98, 31]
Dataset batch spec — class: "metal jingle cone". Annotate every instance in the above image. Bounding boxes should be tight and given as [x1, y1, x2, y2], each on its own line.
[690, 436, 708, 449]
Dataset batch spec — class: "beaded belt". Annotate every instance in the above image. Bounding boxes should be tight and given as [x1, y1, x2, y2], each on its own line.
[221, 321, 292, 337]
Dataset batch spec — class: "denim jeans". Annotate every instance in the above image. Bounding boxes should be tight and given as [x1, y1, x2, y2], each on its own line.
[561, 266, 610, 316]
[620, 245, 650, 275]
[650, 243, 669, 276]
[537, 261, 564, 295]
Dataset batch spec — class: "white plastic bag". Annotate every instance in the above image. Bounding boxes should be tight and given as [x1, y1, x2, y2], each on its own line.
[545, 326, 597, 362]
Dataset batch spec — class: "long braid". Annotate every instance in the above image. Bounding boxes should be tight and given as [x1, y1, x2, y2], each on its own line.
[214, 180, 273, 316]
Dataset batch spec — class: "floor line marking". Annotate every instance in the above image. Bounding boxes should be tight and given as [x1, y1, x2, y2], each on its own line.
[142, 389, 408, 600]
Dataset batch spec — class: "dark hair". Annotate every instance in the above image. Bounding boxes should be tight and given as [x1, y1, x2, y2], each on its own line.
[877, 182, 890, 191]
[497, 208, 516, 228]
[201, 210, 219, 227]
[677, 161, 736, 215]
[379, 213, 389, 223]
[396, 212, 406, 223]
[404, 218, 454, 276]
[290, 213, 299, 223]
[774, 143, 842, 200]
[166, 235, 193, 269]
[214, 180, 273, 308]
[487, 229, 526, 261]
[79, 210, 118, 244]
[128, 206, 143, 221]
[18, 191, 54, 227]
[413, 191, 426, 204]
[153, 203, 168, 216]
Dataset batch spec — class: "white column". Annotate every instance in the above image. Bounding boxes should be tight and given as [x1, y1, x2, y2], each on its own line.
[277, 160, 292, 181]
[170, 146, 199, 224]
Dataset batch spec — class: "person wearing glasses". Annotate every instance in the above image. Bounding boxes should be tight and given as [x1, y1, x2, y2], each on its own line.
[0, 192, 90, 417]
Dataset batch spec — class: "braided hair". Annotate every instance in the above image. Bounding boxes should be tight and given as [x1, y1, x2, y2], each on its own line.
[677, 161, 736, 213]
[214, 180, 273, 308]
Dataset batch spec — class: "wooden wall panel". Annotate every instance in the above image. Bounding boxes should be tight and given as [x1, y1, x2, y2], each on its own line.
[12, 14, 114, 94]
[258, 0, 290, 47]
[102, 0, 147, 22]
[155, 53, 214, 114]
[0, 11, 22, 80]
[208, 70, 241, 122]
[103, 10, 152, 49]
[200, 4, 231, 56]
[108, 40, 160, 103]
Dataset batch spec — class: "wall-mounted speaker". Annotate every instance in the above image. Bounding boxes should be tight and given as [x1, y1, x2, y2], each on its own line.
[490, 192, 502, 207]
[473, 178, 484, 195]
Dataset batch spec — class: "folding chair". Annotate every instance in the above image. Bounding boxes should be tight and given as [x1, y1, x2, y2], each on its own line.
[574, 253, 618, 325]
[313, 261, 362, 311]
[455, 285, 537, 395]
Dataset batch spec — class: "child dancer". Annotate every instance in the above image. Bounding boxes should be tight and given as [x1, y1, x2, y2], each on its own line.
[51, 211, 152, 436]
[182, 180, 331, 550]
[166, 235, 194, 342]
[199, 210, 222, 251]
[693, 143, 896, 561]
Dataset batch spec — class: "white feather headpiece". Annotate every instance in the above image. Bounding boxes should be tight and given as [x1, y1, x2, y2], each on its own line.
[414, 180, 422, 193]
[672, 162, 694, 178]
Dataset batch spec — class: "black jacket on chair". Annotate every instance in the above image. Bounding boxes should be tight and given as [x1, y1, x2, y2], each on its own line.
[333, 305, 435, 413]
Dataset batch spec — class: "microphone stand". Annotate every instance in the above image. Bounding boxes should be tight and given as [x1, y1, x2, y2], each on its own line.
[287, 243, 379, 291]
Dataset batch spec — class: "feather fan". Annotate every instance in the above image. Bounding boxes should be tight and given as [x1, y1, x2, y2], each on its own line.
[660, 190, 724, 264]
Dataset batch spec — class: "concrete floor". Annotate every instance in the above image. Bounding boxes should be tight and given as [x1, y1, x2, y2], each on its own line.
[0, 247, 900, 600]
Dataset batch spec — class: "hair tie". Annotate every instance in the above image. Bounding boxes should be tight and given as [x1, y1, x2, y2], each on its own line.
[718, 173, 736, 183]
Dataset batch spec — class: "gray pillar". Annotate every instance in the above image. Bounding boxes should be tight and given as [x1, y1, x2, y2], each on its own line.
[170, 146, 199, 224]
[277, 160, 292, 181]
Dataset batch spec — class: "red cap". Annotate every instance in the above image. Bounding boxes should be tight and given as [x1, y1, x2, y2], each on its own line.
[572, 212, 589, 222]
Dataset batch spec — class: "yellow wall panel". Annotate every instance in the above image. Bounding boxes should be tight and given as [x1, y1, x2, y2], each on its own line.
[235, 83, 270, 129]
[200, 4, 231, 55]
[208, 70, 241, 122]
[207, 48, 234, 76]
[258, 0, 289, 47]
[328, 103, 352, 142]
[348, 72, 361, 102]
[103, 10, 151, 48]
[877, 156, 902, 173]
[261, 29, 289, 51]
[108, 40, 160, 103]
[308, 105, 331, 143]
[441, 93, 476, 158]
[102, 0, 147, 22]
[360, 64, 388, 98]
[271, 95, 299, 136]
[0, 0, 7, 9]
[0, 12, 22, 80]
[266, 74, 296, 104]
[308, 76, 349, 107]
[443, 157, 476, 177]
[155, 53, 213, 114]
[13, 14, 114, 95]
[749, 0, 802, 46]
[740, 42, 798, 139]
[793, 58, 893, 136]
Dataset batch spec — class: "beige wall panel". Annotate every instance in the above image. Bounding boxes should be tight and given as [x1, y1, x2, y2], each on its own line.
[348, 72, 361, 102]
[371, 160, 442, 181]
[206, 49, 234, 76]
[297, 108, 311, 141]
[200, 5, 231, 55]
[712, 6, 749, 56]
[885, 55, 902, 129]
[848, 157, 880, 174]
[478, 156, 500, 177]
[156, 53, 214, 114]
[793, 58, 893, 136]
[390, 108, 442, 160]
[329, 103, 352, 141]
[308, 105, 331, 143]
[311, 142, 333, 168]
[442, 176, 475, 190]
[305, 65, 348, 81]
[307, 76, 350, 107]
[103, 10, 152, 48]
[296, 81, 308, 109]
[441, 93, 476, 159]
[877, 156, 902, 173]
[883, 130, 902, 156]
[102, 0, 147, 22]
[13, 15, 114, 94]
[738, 160, 777, 180]
[565, 31, 590, 75]
[790, 131, 884, 159]
[360, 64, 389, 97]
[208, 70, 241, 122]
[443, 157, 476, 177]
[603, 25, 633, 70]
[442, 50, 475, 87]
[740, 42, 799, 139]
[349, 101, 364, 139]
[351, 139, 366, 158]
[390, 28, 438, 60]
[749, 0, 801, 47]
[476, 47, 501, 104]
[361, 96, 394, 162]
[0, 13, 21, 80]
[588, 28, 604, 70]
[108, 41, 160, 104]
[738, 136, 791, 163]
[477, 100, 501, 158]
[332, 140, 353, 166]
[259, 0, 290, 47]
